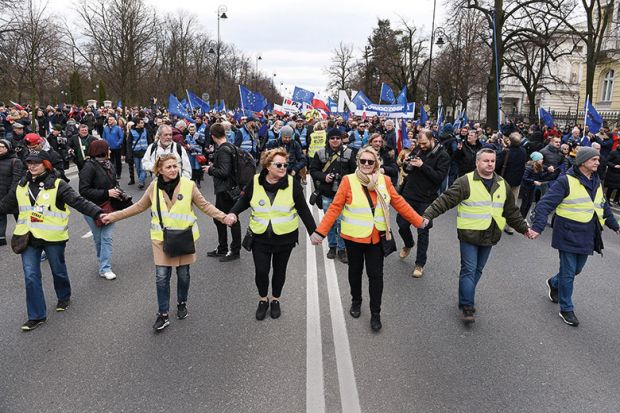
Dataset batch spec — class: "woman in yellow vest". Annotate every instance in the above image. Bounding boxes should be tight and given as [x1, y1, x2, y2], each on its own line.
[224, 148, 317, 320]
[101, 153, 227, 331]
[0, 150, 102, 332]
[311, 147, 424, 332]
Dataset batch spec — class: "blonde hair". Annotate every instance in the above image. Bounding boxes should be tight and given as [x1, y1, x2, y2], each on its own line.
[356, 146, 382, 173]
[153, 153, 180, 175]
[260, 147, 288, 169]
[313, 121, 326, 131]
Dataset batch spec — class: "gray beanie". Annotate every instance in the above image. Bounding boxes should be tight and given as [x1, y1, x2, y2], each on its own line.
[280, 125, 294, 137]
[575, 146, 600, 166]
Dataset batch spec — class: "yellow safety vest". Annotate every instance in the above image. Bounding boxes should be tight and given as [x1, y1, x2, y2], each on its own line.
[341, 174, 391, 238]
[456, 173, 507, 230]
[249, 174, 298, 235]
[308, 130, 326, 158]
[555, 174, 605, 226]
[15, 179, 70, 242]
[150, 177, 200, 242]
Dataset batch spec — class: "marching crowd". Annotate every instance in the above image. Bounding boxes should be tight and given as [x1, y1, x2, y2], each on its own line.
[1, 100, 619, 333]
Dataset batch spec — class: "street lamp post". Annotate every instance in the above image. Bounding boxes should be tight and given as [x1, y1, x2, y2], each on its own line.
[254, 55, 262, 88]
[426, 0, 438, 102]
[208, 5, 227, 109]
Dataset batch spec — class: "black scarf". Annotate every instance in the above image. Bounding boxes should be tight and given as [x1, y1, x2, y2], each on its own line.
[157, 174, 180, 200]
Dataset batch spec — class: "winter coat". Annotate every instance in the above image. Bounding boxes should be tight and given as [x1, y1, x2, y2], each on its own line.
[423, 171, 528, 246]
[103, 125, 124, 150]
[496, 146, 527, 187]
[384, 129, 397, 152]
[309, 144, 357, 198]
[401, 143, 450, 203]
[207, 142, 236, 194]
[540, 143, 563, 172]
[105, 179, 226, 267]
[521, 164, 552, 190]
[78, 159, 118, 205]
[604, 149, 620, 190]
[0, 151, 25, 214]
[453, 141, 482, 176]
[266, 138, 306, 176]
[532, 167, 619, 255]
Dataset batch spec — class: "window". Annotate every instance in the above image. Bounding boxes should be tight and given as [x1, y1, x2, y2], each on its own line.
[602, 70, 615, 102]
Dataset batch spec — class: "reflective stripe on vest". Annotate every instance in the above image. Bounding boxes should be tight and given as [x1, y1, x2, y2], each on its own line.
[149, 177, 200, 242]
[239, 128, 255, 153]
[249, 174, 298, 235]
[456, 173, 507, 230]
[555, 175, 605, 225]
[14, 179, 70, 242]
[130, 129, 149, 152]
[340, 174, 391, 238]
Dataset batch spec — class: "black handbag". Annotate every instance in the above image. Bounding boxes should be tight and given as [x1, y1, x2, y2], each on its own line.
[241, 228, 254, 251]
[156, 187, 195, 257]
[362, 186, 397, 257]
[11, 232, 30, 254]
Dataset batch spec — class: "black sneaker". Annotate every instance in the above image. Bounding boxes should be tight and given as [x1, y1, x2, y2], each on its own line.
[546, 278, 559, 303]
[326, 247, 336, 259]
[153, 314, 170, 331]
[256, 300, 269, 320]
[21, 318, 46, 331]
[219, 252, 240, 262]
[128, 179, 135, 186]
[461, 307, 475, 324]
[337, 249, 348, 264]
[56, 299, 70, 312]
[349, 301, 361, 318]
[370, 312, 382, 331]
[270, 300, 281, 319]
[559, 311, 579, 326]
[207, 249, 227, 258]
[177, 302, 188, 319]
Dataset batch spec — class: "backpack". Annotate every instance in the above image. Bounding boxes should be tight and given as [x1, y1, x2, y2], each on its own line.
[222, 142, 256, 189]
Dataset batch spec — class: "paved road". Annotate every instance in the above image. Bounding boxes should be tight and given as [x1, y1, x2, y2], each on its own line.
[1, 171, 620, 412]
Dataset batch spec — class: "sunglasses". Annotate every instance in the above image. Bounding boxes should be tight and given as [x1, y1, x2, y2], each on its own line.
[329, 136, 342, 140]
[272, 162, 289, 169]
[359, 159, 375, 165]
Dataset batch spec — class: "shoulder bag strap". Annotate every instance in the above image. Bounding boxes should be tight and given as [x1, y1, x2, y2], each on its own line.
[322, 153, 340, 173]
[155, 185, 165, 230]
[361, 186, 375, 215]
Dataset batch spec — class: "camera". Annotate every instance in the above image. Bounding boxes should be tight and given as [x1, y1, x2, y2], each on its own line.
[116, 187, 132, 203]
[330, 173, 341, 192]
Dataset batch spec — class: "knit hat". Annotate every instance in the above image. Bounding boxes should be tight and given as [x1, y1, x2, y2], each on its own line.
[530, 151, 543, 161]
[0, 138, 12, 151]
[280, 125, 294, 137]
[327, 128, 342, 140]
[24, 133, 44, 145]
[575, 146, 600, 166]
[88, 139, 110, 158]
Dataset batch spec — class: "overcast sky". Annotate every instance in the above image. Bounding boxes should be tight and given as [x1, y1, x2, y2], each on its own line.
[60, 0, 446, 99]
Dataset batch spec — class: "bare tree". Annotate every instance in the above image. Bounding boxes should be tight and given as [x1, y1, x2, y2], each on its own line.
[77, 0, 158, 105]
[325, 42, 356, 94]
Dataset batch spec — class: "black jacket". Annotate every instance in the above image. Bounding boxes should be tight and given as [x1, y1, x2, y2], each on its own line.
[0, 171, 101, 246]
[69, 134, 98, 168]
[0, 151, 25, 213]
[267, 138, 306, 176]
[79, 159, 118, 205]
[230, 169, 317, 246]
[496, 146, 527, 187]
[604, 149, 620, 189]
[453, 141, 482, 176]
[401, 143, 450, 203]
[309, 145, 356, 197]
[378, 146, 398, 180]
[208, 142, 236, 194]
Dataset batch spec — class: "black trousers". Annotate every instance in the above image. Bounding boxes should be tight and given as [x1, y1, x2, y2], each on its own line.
[606, 187, 620, 203]
[344, 239, 384, 313]
[214, 192, 241, 253]
[110, 148, 123, 178]
[252, 242, 294, 297]
[396, 200, 431, 267]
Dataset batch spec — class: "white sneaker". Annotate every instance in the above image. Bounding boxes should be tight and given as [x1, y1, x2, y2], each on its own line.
[99, 271, 117, 280]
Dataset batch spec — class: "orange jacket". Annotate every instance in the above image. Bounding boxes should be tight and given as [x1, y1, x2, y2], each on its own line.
[316, 174, 423, 244]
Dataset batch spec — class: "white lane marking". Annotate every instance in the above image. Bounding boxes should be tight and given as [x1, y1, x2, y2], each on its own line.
[305, 180, 326, 413]
[81, 231, 93, 238]
[317, 207, 362, 413]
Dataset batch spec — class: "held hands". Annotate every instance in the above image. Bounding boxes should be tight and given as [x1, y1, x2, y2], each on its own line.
[420, 218, 430, 229]
[533, 181, 542, 186]
[223, 213, 237, 226]
[310, 232, 324, 245]
[108, 188, 122, 199]
[525, 228, 540, 240]
[99, 213, 112, 225]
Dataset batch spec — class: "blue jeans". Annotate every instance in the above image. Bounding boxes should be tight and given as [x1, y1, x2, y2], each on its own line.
[458, 241, 493, 308]
[134, 157, 146, 185]
[322, 196, 345, 251]
[155, 265, 190, 314]
[549, 251, 588, 312]
[84, 216, 114, 273]
[22, 244, 71, 320]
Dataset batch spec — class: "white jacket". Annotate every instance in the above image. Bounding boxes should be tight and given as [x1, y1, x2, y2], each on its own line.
[142, 141, 192, 179]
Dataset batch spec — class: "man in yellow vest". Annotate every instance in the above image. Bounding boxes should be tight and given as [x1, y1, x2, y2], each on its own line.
[422, 148, 534, 324]
[530, 146, 620, 327]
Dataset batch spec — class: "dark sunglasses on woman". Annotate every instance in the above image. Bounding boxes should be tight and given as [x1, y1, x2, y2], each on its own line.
[273, 162, 289, 169]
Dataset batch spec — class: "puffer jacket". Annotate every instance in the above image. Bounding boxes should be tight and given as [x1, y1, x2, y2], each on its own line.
[0, 150, 25, 213]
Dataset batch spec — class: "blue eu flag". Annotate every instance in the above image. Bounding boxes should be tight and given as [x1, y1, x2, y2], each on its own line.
[380, 83, 395, 104]
[292, 86, 315, 104]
